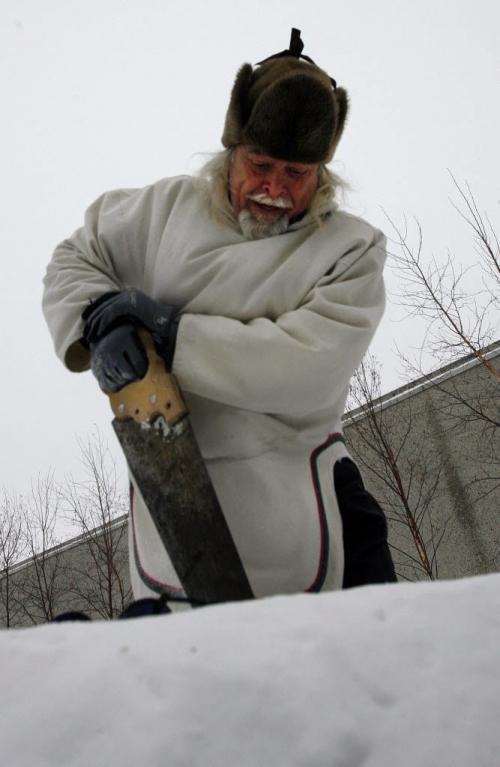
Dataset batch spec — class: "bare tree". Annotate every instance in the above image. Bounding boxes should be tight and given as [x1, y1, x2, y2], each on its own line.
[61, 431, 131, 619]
[345, 355, 447, 581]
[386, 173, 500, 382]
[0, 491, 26, 627]
[385, 175, 500, 505]
[18, 472, 70, 623]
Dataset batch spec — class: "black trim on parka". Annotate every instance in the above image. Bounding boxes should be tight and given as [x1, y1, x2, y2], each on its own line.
[306, 432, 339, 592]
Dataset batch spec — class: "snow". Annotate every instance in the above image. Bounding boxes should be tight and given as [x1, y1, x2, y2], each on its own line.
[1, 574, 499, 766]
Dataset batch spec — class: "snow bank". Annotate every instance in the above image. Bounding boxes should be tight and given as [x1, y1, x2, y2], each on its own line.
[1, 574, 499, 766]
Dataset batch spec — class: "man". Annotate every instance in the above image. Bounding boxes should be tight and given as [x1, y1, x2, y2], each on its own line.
[43, 30, 396, 609]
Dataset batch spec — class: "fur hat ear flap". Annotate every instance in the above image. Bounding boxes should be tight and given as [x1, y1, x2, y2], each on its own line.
[328, 87, 349, 162]
[222, 64, 254, 149]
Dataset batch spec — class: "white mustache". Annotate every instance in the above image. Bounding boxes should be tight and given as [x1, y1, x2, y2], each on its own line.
[247, 193, 293, 210]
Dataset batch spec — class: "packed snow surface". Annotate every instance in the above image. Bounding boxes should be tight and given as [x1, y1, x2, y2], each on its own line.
[1, 574, 499, 766]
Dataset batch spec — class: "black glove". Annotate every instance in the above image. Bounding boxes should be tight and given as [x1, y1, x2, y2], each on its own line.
[88, 324, 149, 392]
[82, 289, 180, 371]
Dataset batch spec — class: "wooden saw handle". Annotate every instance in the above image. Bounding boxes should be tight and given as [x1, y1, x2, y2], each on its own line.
[108, 330, 187, 426]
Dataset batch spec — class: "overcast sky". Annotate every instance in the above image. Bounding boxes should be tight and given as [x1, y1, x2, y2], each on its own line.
[1, 0, 499, 495]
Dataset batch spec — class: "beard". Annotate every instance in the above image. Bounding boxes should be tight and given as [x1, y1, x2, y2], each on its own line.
[238, 209, 290, 240]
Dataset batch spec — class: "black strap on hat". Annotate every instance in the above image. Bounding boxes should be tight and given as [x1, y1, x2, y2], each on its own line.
[256, 28, 337, 90]
[288, 27, 305, 57]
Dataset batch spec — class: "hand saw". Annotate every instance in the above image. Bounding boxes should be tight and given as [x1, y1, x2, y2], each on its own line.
[108, 331, 254, 605]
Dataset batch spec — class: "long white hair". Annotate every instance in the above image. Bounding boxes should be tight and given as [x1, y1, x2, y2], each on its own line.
[195, 148, 348, 226]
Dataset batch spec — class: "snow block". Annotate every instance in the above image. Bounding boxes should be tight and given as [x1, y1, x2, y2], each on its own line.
[1, 574, 499, 766]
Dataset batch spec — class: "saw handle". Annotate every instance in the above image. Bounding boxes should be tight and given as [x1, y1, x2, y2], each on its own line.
[108, 330, 187, 426]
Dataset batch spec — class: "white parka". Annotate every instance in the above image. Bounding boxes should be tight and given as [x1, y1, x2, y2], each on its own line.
[43, 175, 387, 602]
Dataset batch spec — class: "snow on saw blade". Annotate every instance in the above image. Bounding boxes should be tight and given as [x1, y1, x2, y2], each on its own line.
[108, 331, 254, 605]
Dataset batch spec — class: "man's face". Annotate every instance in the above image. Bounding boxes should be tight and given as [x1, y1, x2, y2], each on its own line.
[229, 146, 320, 231]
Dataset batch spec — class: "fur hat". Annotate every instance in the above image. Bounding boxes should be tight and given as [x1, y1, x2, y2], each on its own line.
[222, 29, 349, 164]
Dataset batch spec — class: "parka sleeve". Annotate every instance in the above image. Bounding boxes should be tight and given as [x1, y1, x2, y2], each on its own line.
[42, 188, 143, 371]
[172, 233, 387, 418]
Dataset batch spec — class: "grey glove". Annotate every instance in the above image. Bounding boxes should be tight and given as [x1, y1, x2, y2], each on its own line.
[88, 324, 148, 392]
[82, 288, 180, 373]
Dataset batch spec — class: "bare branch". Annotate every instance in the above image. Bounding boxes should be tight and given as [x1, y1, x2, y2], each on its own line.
[386, 176, 500, 382]
[60, 429, 131, 619]
[17, 472, 69, 624]
[0, 491, 27, 627]
[345, 355, 447, 580]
